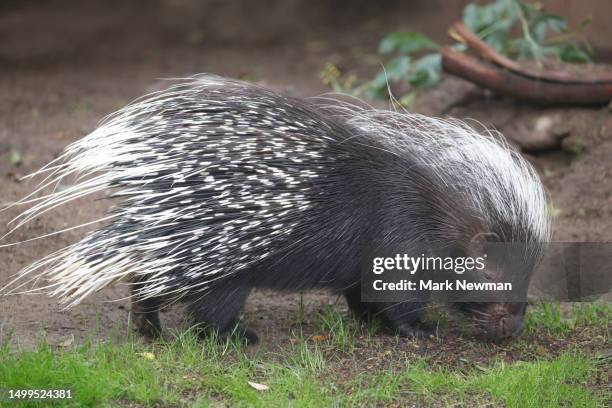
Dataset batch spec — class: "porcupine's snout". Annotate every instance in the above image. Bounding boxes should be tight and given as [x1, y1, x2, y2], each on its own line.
[458, 301, 528, 340]
[484, 302, 527, 339]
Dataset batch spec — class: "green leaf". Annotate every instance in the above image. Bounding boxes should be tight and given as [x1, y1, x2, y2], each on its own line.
[409, 53, 442, 88]
[365, 74, 389, 99]
[532, 13, 567, 43]
[398, 92, 416, 108]
[538, 42, 591, 63]
[462, 0, 517, 54]
[543, 13, 567, 33]
[378, 32, 438, 54]
[507, 37, 540, 59]
[383, 56, 412, 81]
[485, 31, 511, 53]
[558, 43, 591, 63]
[9, 151, 23, 166]
[462, 0, 516, 34]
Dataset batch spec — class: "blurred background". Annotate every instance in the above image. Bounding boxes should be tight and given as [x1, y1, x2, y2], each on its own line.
[2, 1, 612, 80]
[2, 0, 612, 63]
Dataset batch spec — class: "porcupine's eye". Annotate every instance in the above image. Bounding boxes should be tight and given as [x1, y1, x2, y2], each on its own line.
[467, 232, 500, 256]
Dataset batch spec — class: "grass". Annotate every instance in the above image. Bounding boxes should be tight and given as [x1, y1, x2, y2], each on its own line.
[524, 301, 611, 337]
[345, 353, 604, 407]
[312, 305, 360, 351]
[0, 302, 609, 407]
[0, 332, 326, 407]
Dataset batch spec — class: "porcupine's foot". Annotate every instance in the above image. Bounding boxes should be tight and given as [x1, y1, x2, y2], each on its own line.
[192, 322, 259, 345]
[378, 301, 430, 339]
[344, 285, 428, 337]
[217, 322, 259, 345]
[395, 323, 429, 338]
[131, 297, 163, 338]
[186, 279, 258, 345]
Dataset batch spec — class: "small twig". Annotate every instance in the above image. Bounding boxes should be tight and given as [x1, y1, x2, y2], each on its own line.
[449, 22, 612, 84]
[451, 22, 521, 71]
[441, 47, 612, 106]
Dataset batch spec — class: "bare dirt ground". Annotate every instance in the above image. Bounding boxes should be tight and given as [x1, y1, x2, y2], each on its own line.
[1, 0, 611, 352]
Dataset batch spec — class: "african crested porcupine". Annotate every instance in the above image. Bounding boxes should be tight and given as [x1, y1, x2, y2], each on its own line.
[2, 75, 550, 343]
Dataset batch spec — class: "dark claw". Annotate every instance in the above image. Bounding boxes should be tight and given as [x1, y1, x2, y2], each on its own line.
[396, 324, 429, 339]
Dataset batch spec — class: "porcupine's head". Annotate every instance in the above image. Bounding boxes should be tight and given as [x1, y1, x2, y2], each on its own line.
[340, 108, 552, 340]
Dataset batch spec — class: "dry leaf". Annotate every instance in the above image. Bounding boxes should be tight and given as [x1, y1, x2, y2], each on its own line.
[48, 334, 74, 348]
[136, 352, 156, 360]
[248, 381, 269, 391]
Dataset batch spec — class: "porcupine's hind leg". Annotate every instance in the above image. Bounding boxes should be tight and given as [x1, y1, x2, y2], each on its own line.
[343, 284, 373, 321]
[130, 284, 163, 338]
[185, 278, 258, 344]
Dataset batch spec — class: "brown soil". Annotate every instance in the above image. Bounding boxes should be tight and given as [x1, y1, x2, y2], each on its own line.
[0, 0, 610, 357]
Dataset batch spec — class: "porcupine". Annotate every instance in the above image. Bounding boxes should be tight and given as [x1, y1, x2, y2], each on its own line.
[2, 75, 550, 343]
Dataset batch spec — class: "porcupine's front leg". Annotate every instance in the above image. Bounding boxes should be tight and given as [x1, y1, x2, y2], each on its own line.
[344, 285, 428, 337]
[377, 301, 430, 338]
[186, 278, 258, 344]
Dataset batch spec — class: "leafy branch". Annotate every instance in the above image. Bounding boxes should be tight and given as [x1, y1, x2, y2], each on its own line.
[343, 0, 594, 101]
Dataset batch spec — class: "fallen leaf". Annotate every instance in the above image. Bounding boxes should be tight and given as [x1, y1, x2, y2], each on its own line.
[51, 335, 74, 348]
[9, 151, 23, 166]
[311, 334, 328, 342]
[248, 381, 269, 391]
[136, 352, 156, 360]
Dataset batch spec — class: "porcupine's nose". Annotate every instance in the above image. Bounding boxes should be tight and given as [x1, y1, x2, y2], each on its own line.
[498, 315, 523, 338]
